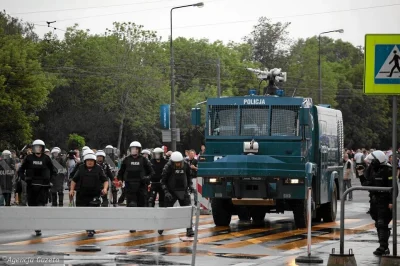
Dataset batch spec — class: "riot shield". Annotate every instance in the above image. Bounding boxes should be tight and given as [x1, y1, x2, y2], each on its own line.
[105, 156, 117, 171]
[0, 160, 15, 194]
[52, 159, 66, 174]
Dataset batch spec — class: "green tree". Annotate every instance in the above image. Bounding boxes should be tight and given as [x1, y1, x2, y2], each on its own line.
[244, 17, 291, 69]
[0, 12, 55, 149]
[67, 133, 86, 150]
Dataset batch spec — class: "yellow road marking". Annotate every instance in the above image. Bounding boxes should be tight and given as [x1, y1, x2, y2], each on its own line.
[272, 222, 375, 250]
[111, 226, 230, 247]
[216, 220, 360, 249]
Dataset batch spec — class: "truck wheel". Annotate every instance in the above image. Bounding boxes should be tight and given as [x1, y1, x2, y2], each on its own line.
[211, 199, 232, 226]
[237, 206, 250, 221]
[321, 182, 337, 222]
[291, 200, 307, 229]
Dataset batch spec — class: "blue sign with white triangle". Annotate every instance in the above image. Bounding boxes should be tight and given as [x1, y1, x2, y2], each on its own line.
[375, 44, 400, 84]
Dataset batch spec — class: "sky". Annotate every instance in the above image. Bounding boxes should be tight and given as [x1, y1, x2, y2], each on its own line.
[3, 0, 400, 47]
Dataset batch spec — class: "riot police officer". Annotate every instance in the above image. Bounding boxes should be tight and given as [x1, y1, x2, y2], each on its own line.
[18, 139, 57, 236]
[161, 151, 195, 237]
[50, 147, 66, 207]
[117, 141, 154, 208]
[148, 148, 168, 208]
[96, 150, 117, 207]
[69, 151, 109, 237]
[141, 149, 151, 160]
[360, 150, 398, 256]
[0, 150, 15, 206]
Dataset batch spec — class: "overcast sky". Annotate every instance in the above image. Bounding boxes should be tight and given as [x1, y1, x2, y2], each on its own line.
[3, 0, 400, 47]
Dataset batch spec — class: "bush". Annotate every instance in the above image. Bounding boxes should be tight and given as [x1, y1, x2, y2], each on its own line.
[67, 134, 85, 150]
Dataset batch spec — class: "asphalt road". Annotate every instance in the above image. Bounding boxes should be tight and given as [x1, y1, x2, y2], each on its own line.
[0, 178, 399, 266]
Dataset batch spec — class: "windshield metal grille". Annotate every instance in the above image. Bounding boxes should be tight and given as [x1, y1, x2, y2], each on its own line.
[240, 106, 270, 136]
[209, 105, 238, 136]
[270, 105, 300, 136]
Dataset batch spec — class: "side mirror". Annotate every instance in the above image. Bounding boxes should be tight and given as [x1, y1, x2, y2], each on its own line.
[191, 108, 201, 126]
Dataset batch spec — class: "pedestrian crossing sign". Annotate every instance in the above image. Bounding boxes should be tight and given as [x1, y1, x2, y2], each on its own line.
[364, 34, 400, 95]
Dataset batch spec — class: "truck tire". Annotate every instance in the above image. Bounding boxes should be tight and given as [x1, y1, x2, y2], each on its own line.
[211, 199, 232, 226]
[291, 200, 307, 229]
[321, 182, 338, 222]
[237, 206, 251, 221]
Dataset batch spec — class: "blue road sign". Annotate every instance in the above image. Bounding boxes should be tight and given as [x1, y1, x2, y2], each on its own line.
[160, 104, 170, 129]
[374, 44, 400, 85]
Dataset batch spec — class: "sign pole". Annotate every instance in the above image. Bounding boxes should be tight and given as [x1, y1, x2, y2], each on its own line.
[393, 96, 397, 256]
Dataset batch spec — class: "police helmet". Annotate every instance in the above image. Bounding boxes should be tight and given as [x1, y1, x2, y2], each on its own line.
[171, 151, 184, 168]
[96, 150, 106, 158]
[51, 147, 61, 154]
[141, 149, 151, 155]
[45, 148, 50, 153]
[153, 147, 163, 159]
[84, 153, 97, 162]
[2, 150, 11, 159]
[366, 150, 388, 166]
[129, 141, 142, 149]
[82, 149, 95, 157]
[82, 146, 90, 152]
[32, 139, 45, 154]
[105, 145, 113, 149]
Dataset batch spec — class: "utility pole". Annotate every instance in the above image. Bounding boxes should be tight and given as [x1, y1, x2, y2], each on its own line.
[217, 58, 221, 98]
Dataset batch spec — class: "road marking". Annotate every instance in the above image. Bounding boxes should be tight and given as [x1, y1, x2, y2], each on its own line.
[111, 226, 230, 247]
[272, 222, 375, 250]
[162, 227, 276, 248]
[215, 219, 360, 249]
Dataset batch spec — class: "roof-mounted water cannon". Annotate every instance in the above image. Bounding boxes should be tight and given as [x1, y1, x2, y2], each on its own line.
[247, 67, 287, 96]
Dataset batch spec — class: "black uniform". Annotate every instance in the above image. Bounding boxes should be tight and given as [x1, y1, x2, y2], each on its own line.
[161, 160, 194, 236]
[72, 164, 108, 207]
[117, 155, 154, 207]
[50, 156, 66, 206]
[148, 157, 168, 207]
[18, 154, 56, 207]
[361, 162, 398, 255]
[98, 161, 116, 207]
[0, 158, 15, 206]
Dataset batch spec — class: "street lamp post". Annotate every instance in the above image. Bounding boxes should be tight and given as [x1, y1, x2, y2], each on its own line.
[170, 2, 204, 151]
[318, 29, 344, 104]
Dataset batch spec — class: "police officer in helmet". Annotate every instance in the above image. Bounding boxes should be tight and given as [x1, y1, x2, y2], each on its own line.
[18, 139, 57, 236]
[96, 150, 117, 207]
[161, 151, 195, 237]
[69, 151, 109, 237]
[0, 150, 15, 206]
[117, 142, 154, 206]
[50, 147, 66, 207]
[360, 150, 398, 256]
[148, 148, 168, 208]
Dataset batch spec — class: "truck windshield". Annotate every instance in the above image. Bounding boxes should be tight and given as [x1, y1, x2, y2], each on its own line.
[240, 106, 269, 136]
[270, 106, 300, 136]
[209, 105, 300, 136]
[210, 105, 238, 136]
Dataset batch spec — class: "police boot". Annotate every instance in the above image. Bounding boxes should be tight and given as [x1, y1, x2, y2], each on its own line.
[186, 228, 194, 237]
[51, 193, 57, 207]
[35, 230, 42, 236]
[130, 230, 136, 233]
[373, 229, 390, 256]
[158, 230, 164, 235]
[58, 192, 64, 207]
[101, 195, 109, 207]
[87, 230, 94, 237]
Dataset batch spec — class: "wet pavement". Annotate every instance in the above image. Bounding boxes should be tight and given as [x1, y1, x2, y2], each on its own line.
[1, 179, 400, 265]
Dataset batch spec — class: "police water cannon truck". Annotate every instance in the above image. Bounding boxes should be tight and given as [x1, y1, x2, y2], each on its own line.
[191, 68, 343, 228]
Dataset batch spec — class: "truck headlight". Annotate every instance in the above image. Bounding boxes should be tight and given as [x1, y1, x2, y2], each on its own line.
[284, 178, 304, 184]
[209, 178, 218, 183]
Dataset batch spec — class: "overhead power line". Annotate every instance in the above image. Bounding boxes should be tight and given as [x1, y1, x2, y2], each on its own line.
[29, 3, 400, 29]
